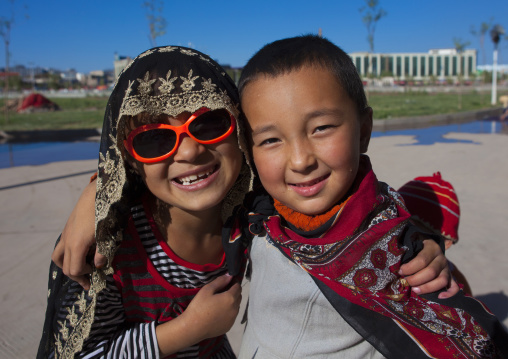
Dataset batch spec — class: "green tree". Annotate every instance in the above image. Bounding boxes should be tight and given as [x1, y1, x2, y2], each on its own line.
[453, 38, 470, 110]
[143, 0, 167, 47]
[359, 0, 387, 76]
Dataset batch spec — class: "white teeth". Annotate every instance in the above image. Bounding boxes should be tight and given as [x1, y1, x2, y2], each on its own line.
[177, 169, 214, 186]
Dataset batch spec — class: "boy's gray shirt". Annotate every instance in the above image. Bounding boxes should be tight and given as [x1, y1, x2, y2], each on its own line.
[238, 234, 385, 359]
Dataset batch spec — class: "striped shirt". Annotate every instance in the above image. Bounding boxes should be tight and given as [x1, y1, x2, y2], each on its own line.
[64, 201, 233, 358]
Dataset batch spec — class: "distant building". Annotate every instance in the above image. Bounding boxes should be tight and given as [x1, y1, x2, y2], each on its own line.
[349, 48, 477, 81]
[114, 53, 133, 80]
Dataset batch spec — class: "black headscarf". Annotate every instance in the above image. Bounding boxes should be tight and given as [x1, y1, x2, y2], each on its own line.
[38, 46, 253, 359]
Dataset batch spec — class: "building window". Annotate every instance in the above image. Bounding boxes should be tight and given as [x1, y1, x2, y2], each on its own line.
[444, 57, 450, 76]
[429, 57, 434, 75]
[404, 56, 410, 76]
[468, 56, 473, 74]
[437, 57, 442, 76]
[372, 56, 377, 74]
[452, 56, 457, 76]
[420, 56, 426, 75]
[396, 56, 402, 77]
[413, 56, 418, 76]
[355, 57, 362, 74]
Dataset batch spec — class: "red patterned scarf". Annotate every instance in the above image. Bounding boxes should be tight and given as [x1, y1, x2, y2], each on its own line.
[260, 156, 505, 358]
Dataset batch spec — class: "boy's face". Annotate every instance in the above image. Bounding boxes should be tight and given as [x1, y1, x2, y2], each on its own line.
[242, 66, 372, 215]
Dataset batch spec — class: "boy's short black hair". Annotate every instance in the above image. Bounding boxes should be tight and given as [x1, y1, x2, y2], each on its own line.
[238, 35, 368, 114]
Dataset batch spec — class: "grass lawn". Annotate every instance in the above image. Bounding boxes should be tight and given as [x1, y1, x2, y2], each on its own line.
[0, 96, 108, 131]
[0, 89, 506, 131]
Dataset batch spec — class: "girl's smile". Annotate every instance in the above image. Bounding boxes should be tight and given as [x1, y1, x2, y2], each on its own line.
[171, 164, 220, 189]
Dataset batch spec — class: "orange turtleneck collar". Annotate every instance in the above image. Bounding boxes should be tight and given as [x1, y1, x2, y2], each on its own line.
[273, 197, 350, 231]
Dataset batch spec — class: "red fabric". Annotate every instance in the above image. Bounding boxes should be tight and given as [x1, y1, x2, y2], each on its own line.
[17, 93, 56, 112]
[398, 172, 460, 243]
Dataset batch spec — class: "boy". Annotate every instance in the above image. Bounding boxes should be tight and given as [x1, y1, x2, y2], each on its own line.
[223, 35, 508, 358]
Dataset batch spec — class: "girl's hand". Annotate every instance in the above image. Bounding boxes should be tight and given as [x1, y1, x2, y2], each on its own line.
[156, 274, 242, 356]
[183, 274, 242, 339]
[51, 179, 106, 290]
[400, 239, 459, 298]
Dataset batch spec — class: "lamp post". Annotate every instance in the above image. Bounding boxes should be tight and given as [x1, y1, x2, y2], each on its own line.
[490, 25, 505, 105]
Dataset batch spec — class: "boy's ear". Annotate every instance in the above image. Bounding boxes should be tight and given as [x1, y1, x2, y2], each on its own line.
[360, 107, 373, 153]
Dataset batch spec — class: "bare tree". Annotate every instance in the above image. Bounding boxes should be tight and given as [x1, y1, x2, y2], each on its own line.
[359, 0, 387, 76]
[143, 0, 167, 47]
[453, 38, 470, 110]
[1, 0, 27, 125]
[470, 19, 493, 66]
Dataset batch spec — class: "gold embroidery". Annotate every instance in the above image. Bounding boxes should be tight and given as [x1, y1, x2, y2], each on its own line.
[159, 70, 177, 93]
[52, 270, 58, 280]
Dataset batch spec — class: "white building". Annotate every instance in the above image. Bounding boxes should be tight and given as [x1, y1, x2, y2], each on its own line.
[349, 49, 477, 81]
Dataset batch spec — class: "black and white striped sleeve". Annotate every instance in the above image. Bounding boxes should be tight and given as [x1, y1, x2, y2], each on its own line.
[75, 276, 160, 359]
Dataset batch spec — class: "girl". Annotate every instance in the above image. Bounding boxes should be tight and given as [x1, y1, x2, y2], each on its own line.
[38, 46, 253, 358]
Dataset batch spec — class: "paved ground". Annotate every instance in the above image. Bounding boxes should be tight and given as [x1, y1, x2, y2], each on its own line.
[1, 128, 507, 358]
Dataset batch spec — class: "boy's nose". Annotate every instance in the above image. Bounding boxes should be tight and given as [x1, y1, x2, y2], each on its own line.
[172, 134, 206, 162]
[288, 141, 316, 173]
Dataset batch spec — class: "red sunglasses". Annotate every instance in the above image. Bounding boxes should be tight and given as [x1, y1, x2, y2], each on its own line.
[124, 108, 236, 163]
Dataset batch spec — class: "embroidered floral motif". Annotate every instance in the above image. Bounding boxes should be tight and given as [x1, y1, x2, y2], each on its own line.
[180, 48, 197, 56]
[159, 70, 177, 93]
[180, 69, 199, 91]
[138, 72, 157, 96]
[159, 46, 177, 53]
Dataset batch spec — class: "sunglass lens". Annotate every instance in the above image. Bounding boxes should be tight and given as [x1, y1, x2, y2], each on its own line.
[133, 129, 176, 158]
[189, 109, 232, 141]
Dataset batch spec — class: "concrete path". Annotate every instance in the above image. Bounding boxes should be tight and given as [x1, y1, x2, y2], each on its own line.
[1, 130, 507, 358]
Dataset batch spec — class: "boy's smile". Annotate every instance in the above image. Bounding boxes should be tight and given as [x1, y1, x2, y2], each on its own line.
[242, 65, 372, 216]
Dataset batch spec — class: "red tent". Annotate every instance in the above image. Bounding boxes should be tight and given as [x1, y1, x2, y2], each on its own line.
[17, 93, 60, 113]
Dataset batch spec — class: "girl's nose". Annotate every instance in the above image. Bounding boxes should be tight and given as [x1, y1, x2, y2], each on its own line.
[172, 134, 206, 162]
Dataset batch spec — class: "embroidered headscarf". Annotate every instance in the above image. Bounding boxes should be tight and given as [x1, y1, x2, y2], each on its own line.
[38, 46, 253, 359]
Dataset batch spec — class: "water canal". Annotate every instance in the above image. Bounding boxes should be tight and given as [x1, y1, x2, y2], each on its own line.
[1, 119, 506, 169]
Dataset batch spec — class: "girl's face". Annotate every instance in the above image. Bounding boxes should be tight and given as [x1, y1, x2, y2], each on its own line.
[125, 110, 243, 214]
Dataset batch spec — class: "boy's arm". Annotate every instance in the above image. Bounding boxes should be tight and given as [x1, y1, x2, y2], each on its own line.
[400, 238, 459, 299]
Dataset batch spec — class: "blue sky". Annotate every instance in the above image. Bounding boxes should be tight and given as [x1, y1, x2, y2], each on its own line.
[2, 0, 507, 73]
